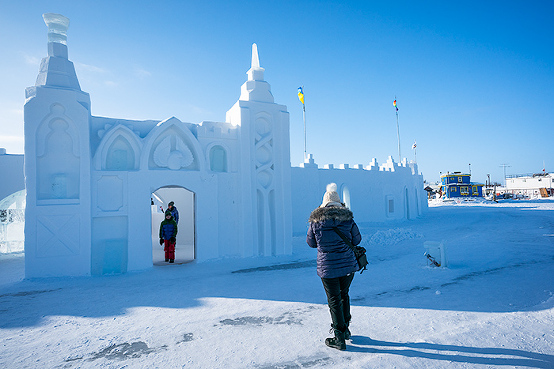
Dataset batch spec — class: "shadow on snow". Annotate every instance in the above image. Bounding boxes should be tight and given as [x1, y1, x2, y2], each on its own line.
[348, 336, 554, 368]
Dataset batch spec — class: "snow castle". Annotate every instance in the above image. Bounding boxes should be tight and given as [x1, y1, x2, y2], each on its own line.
[23, 14, 426, 278]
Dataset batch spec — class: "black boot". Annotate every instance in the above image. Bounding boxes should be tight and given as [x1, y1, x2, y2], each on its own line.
[345, 321, 351, 340]
[330, 323, 351, 340]
[325, 328, 346, 350]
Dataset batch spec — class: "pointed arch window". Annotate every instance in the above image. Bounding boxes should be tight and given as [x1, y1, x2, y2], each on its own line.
[106, 136, 134, 171]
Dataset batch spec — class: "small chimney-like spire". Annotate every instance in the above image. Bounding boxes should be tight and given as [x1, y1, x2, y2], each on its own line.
[251, 43, 260, 69]
[43, 13, 70, 45]
[43, 13, 70, 59]
[34, 13, 81, 90]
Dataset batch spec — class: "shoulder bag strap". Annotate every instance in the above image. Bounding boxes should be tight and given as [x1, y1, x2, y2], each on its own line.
[332, 227, 356, 252]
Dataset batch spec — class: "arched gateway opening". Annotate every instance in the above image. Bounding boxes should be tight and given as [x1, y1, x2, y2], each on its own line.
[151, 186, 195, 265]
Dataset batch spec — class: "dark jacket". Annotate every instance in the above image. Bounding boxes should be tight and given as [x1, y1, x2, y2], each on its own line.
[159, 218, 178, 240]
[168, 206, 179, 224]
[307, 205, 362, 279]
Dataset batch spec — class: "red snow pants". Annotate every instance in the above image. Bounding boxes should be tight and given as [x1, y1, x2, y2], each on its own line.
[164, 239, 175, 260]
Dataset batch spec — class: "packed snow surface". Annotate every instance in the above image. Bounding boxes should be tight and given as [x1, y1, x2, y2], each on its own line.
[1, 199, 553, 368]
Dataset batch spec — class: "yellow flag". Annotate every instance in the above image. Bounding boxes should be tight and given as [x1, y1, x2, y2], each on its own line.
[298, 87, 304, 105]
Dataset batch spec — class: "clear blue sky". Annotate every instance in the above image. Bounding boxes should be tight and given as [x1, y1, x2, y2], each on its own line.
[1, 0, 552, 184]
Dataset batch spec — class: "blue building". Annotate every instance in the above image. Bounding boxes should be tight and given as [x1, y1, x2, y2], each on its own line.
[440, 172, 484, 198]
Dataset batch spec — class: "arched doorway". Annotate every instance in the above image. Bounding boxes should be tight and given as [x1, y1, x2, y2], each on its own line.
[151, 186, 195, 265]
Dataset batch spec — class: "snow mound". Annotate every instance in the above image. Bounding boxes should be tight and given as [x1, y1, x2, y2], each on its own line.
[362, 228, 423, 246]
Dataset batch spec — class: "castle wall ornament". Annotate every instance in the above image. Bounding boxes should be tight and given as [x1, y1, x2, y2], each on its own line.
[153, 136, 194, 170]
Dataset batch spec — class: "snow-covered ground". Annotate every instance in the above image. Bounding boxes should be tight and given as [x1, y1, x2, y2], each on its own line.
[1, 199, 553, 368]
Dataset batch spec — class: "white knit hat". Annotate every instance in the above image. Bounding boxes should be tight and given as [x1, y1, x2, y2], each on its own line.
[320, 183, 342, 208]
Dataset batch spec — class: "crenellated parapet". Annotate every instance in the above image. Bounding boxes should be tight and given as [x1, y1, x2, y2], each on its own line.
[298, 154, 419, 176]
[197, 121, 238, 140]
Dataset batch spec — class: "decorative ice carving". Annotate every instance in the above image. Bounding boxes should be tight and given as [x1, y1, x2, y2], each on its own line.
[97, 176, 124, 212]
[153, 136, 194, 170]
[257, 170, 272, 189]
[43, 13, 69, 45]
[36, 214, 80, 257]
[256, 146, 272, 165]
[37, 117, 80, 200]
[209, 145, 227, 172]
[98, 123, 140, 140]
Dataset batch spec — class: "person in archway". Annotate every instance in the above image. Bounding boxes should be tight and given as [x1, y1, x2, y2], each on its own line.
[167, 201, 179, 224]
[159, 210, 178, 263]
[307, 183, 362, 351]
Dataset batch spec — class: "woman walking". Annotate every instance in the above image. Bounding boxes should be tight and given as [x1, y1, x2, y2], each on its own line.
[307, 183, 362, 350]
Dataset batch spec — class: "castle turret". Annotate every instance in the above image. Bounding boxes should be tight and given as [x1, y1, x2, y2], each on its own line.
[24, 13, 93, 277]
[35, 14, 81, 90]
[226, 44, 292, 257]
[238, 44, 274, 103]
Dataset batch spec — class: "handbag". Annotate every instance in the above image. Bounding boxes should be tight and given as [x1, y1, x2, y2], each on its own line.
[332, 227, 368, 274]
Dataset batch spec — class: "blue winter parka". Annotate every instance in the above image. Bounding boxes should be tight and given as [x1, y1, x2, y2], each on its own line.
[159, 218, 178, 240]
[307, 205, 362, 279]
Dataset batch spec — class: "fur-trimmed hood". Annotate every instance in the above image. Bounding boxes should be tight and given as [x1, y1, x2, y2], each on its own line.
[309, 205, 353, 223]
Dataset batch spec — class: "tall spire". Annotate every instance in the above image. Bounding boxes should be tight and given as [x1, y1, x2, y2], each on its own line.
[247, 43, 265, 82]
[251, 43, 260, 69]
[239, 43, 273, 102]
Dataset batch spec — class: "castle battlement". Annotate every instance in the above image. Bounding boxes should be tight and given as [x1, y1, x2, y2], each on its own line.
[300, 154, 418, 175]
[197, 121, 238, 140]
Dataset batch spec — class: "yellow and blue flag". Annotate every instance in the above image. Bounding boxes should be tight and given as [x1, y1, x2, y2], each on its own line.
[298, 87, 305, 105]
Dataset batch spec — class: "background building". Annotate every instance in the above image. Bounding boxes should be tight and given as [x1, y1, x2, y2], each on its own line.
[440, 172, 483, 199]
[505, 173, 553, 198]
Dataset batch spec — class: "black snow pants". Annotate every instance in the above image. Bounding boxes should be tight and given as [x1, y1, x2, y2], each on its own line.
[321, 273, 355, 332]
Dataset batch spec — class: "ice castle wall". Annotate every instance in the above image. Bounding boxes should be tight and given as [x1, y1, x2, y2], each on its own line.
[291, 156, 426, 235]
[21, 13, 426, 278]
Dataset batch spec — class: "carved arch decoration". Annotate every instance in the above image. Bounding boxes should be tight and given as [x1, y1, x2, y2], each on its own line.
[36, 103, 81, 200]
[254, 111, 274, 191]
[141, 117, 205, 171]
[94, 124, 142, 171]
[36, 103, 80, 158]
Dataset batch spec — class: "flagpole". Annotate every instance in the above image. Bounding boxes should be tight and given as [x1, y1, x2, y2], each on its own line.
[303, 89, 307, 160]
[396, 112, 401, 162]
[395, 96, 401, 162]
[298, 86, 307, 160]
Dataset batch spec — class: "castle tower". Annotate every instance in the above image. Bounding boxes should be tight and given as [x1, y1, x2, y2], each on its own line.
[226, 44, 292, 256]
[24, 14, 92, 277]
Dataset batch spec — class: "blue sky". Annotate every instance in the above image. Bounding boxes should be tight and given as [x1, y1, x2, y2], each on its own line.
[1, 1, 552, 184]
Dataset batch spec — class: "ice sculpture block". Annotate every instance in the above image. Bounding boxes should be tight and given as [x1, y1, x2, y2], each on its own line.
[43, 13, 70, 45]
